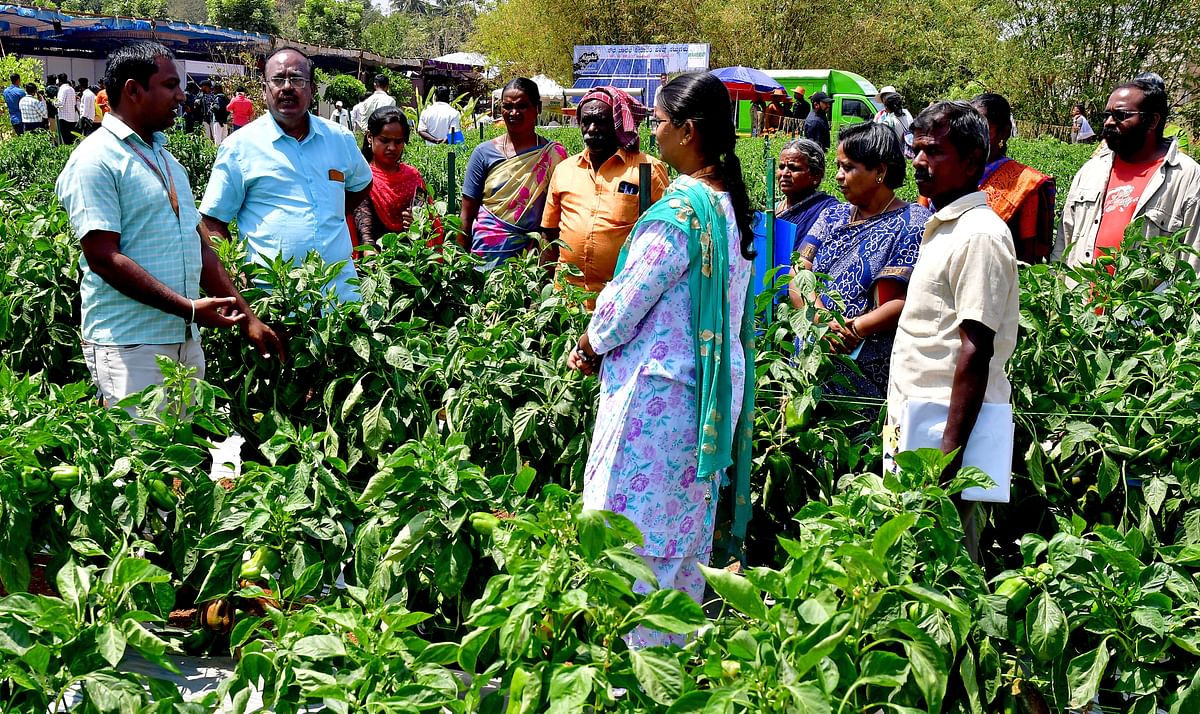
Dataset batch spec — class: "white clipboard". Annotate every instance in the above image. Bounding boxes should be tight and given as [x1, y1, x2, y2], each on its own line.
[898, 400, 1014, 503]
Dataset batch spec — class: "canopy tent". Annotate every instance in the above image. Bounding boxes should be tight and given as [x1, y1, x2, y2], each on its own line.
[710, 65, 784, 101]
[432, 51, 498, 80]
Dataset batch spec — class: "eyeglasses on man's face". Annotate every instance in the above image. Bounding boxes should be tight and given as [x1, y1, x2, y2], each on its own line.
[267, 76, 310, 89]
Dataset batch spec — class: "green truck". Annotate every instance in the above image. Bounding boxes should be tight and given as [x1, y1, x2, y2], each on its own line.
[737, 69, 881, 137]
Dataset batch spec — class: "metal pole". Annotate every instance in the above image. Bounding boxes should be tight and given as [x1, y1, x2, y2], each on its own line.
[764, 156, 776, 325]
[638, 163, 652, 215]
[479, 119, 484, 143]
[447, 151, 457, 215]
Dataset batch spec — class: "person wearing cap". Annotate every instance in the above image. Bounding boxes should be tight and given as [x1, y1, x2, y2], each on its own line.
[540, 86, 668, 307]
[804, 91, 832, 151]
[792, 85, 810, 121]
[330, 100, 351, 129]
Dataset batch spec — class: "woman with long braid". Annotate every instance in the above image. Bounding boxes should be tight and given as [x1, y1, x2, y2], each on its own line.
[568, 72, 756, 647]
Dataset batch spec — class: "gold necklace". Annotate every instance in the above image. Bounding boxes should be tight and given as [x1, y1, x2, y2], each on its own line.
[850, 197, 902, 224]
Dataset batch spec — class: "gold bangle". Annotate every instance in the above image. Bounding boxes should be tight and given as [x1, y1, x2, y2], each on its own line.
[848, 318, 863, 340]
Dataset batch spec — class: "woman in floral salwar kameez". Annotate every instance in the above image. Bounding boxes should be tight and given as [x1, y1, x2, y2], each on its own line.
[568, 72, 757, 648]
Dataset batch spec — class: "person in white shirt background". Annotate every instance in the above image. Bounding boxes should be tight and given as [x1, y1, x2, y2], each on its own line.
[55, 73, 78, 143]
[351, 74, 396, 132]
[1071, 103, 1096, 143]
[417, 86, 461, 144]
[77, 78, 97, 135]
[331, 100, 351, 128]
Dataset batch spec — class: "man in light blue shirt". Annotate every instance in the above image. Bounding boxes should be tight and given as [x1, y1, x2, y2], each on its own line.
[200, 47, 372, 302]
[56, 41, 282, 408]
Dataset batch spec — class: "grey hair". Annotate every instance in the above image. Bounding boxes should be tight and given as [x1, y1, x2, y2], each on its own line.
[780, 137, 827, 181]
[912, 100, 990, 181]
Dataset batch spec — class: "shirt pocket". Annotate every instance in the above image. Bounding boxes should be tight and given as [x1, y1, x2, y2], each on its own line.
[899, 266, 947, 338]
[1143, 206, 1183, 235]
[606, 191, 641, 227]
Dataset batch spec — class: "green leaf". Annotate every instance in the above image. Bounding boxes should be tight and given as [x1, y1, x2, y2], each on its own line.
[626, 588, 707, 634]
[512, 404, 539, 444]
[788, 682, 830, 714]
[576, 510, 608, 560]
[1067, 637, 1111, 708]
[114, 558, 170, 589]
[56, 562, 91, 615]
[630, 648, 684, 705]
[891, 620, 948, 711]
[1171, 667, 1200, 714]
[96, 622, 127, 667]
[1027, 592, 1068, 661]
[291, 634, 346, 659]
[900, 583, 969, 620]
[604, 547, 657, 587]
[340, 378, 365, 421]
[699, 563, 768, 620]
[362, 397, 390, 451]
[872, 513, 916, 561]
[858, 650, 908, 687]
[383, 511, 434, 564]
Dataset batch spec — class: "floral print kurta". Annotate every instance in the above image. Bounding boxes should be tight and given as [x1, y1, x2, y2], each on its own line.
[584, 194, 752, 562]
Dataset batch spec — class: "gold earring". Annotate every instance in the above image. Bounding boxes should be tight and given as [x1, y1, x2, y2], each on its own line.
[876, 176, 884, 184]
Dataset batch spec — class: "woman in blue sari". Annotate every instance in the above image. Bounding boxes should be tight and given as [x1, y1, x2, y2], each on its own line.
[792, 121, 930, 397]
[776, 137, 838, 238]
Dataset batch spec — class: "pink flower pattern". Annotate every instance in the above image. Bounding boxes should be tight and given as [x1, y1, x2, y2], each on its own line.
[583, 191, 752, 621]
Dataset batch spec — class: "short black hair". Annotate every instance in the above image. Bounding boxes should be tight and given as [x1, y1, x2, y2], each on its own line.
[103, 41, 175, 110]
[435, 86, 451, 103]
[9, 73, 18, 84]
[23, 82, 36, 94]
[77, 77, 89, 86]
[1117, 75, 1169, 139]
[374, 73, 389, 88]
[265, 47, 313, 80]
[200, 79, 212, 88]
[837, 120, 907, 189]
[912, 100, 990, 182]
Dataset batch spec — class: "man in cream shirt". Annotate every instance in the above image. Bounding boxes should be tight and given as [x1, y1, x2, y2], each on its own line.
[887, 100, 1019, 561]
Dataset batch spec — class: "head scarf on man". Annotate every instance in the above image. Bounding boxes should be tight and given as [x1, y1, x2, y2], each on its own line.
[578, 86, 646, 152]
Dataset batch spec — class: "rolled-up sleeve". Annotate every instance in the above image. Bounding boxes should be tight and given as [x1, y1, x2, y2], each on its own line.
[587, 219, 689, 354]
[199, 145, 245, 223]
[343, 132, 372, 192]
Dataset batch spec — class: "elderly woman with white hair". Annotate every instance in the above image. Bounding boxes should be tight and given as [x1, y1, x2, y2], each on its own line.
[775, 137, 838, 237]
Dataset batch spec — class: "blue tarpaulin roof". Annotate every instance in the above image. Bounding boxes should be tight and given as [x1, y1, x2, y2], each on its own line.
[0, 4, 268, 46]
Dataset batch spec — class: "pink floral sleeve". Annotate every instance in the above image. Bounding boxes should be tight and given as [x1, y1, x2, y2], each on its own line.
[588, 220, 690, 355]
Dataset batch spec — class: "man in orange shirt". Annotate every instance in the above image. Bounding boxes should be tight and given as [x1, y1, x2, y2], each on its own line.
[541, 86, 668, 307]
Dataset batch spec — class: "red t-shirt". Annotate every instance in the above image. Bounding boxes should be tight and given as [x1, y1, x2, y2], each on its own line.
[228, 95, 254, 127]
[1095, 156, 1164, 253]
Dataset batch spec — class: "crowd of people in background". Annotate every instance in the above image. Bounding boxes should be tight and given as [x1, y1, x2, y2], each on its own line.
[39, 35, 1200, 647]
[4, 72, 111, 143]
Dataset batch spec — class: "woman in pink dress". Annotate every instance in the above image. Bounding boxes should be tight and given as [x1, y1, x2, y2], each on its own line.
[568, 72, 757, 647]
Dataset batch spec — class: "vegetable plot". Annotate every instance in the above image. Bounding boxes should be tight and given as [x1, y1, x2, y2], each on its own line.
[4, 137, 1200, 712]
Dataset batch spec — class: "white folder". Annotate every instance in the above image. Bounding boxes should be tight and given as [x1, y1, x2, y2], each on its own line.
[898, 400, 1014, 503]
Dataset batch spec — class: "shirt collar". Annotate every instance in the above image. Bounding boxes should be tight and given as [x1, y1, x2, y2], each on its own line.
[929, 190, 989, 224]
[101, 113, 166, 150]
[574, 147, 636, 169]
[265, 111, 321, 144]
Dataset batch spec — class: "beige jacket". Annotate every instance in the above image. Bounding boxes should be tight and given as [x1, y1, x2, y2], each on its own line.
[1054, 139, 1200, 270]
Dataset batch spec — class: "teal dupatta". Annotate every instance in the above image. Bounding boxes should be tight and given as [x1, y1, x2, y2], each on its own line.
[613, 174, 756, 560]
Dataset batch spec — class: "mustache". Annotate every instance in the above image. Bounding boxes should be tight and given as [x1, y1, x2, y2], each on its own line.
[913, 170, 932, 182]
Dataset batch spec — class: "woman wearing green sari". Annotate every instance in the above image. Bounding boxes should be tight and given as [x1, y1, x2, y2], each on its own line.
[459, 77, 567, 269]
[568, 72, 757, 648]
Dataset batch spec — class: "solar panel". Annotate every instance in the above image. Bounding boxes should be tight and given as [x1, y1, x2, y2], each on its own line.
[650, 59, 666, 75]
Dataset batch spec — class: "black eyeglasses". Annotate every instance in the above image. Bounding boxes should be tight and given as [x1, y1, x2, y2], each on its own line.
[647, 118, 670, 129]
[1100, 109, 1147, 123]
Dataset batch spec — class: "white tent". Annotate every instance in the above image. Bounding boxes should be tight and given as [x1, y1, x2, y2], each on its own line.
[490, 74, 570, 106]
[433, 52, 499, 80]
